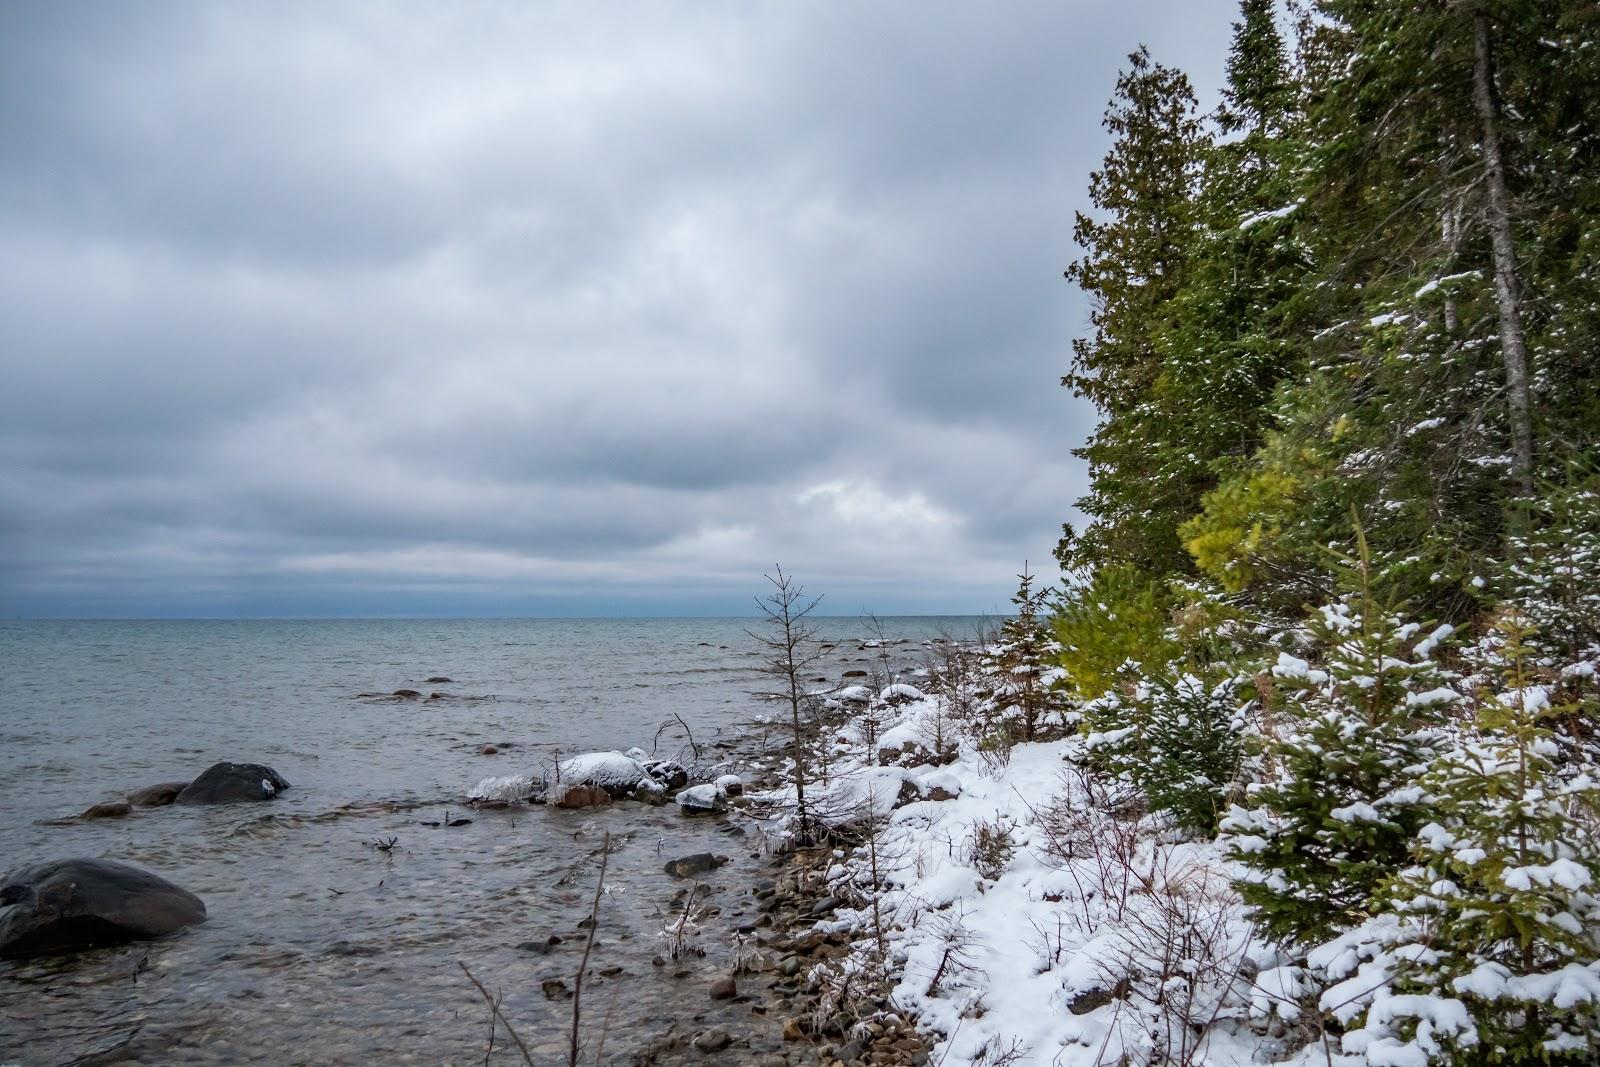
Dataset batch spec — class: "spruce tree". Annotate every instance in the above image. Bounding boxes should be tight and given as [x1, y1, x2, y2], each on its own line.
[1222, 545, 1458, 946]
[976, 565, 1072, 745]
[1321, 612, 1600, 1065]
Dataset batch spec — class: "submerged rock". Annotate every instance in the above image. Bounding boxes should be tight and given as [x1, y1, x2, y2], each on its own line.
[79, 801, 132, 820]
[0, 858, 206, 959]
[424, 676, 452, 684]
[126, 781, 189, 807]
[392, 689, 421, 699]
[175, 762, 290, 805]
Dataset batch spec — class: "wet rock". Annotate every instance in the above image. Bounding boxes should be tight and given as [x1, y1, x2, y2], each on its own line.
[478, 744, 499, 756]
[79, 801, 132, 820]
[782, 1017, 808, 1041]
[516, 934, 563, 954]
[0, 858, 206, 959]
[553, 784, 611, 809]
[692, 1028, 732, 1052]
[540, 978, 571, 1000]
[424, 676, 452, 684]
[392, 689, 421, 699]
[842, 670, 867, 678]
[665, 853, 728, 879]
[175, 762, 289, 804]
[126, 781, 189, 807]
[809, 896, 840, 916]
[708, 975, 737, 1000]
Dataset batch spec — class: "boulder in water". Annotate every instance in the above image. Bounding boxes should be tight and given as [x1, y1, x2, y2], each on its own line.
[468, 774, 544, 806]
[664, 853, 728, 878]
[392, 689, 421, 699]
[175, 762, 289, 805]
[557, 751, 650, 798]
[79, 801, 132, 820]
[675, 784, 725, 815]
[553, 784, 612, 809]
[0, 858, 206, 959]
[127, 781, 189, 807]
[642, 758, 690, 791]
[424, 676, 452, 684]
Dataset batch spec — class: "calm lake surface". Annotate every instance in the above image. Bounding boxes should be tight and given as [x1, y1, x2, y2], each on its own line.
[0, 617, 983, 1066]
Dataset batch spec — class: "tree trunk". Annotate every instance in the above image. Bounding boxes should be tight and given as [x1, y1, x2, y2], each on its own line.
[1472, 9, 1535, 497]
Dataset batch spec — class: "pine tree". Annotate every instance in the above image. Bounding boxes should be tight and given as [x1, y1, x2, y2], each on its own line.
[1318, 612, 1600, 1065]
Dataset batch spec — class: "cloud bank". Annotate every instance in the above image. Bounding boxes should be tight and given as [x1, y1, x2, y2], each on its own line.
[0, 2, 1231, 617]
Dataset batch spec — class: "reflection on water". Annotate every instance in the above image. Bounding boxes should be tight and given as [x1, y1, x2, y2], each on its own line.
[0, 617, 979, 1065]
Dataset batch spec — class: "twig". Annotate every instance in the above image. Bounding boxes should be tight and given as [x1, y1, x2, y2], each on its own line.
[458, 961, 535, 1067]
[569, 831, 611, 1067]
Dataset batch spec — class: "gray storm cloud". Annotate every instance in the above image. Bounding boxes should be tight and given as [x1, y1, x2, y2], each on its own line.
[0, 1, 1232, 617]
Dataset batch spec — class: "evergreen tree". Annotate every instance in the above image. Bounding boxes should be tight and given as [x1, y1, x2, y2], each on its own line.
[1221, 546, 1458, 946]
[1084, 671, 1248, 837]
[1317, 613, 1600, 1065]
[976, 565, 1072, 745]
[1063, 48, 1206, 576]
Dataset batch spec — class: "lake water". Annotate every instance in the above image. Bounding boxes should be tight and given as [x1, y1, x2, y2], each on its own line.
[0, 617, 984, 1065]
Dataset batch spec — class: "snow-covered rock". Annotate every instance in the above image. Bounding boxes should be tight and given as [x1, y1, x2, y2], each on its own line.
[468, 774, 544, 805]
[675, 783, 724, 814]
[715, 773, 743, 797]
[556, 751, 649, 796]
[835, 685, 872, 704]
[879, 683, 926, 704]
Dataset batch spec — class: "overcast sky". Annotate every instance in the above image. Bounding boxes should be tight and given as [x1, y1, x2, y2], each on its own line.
[0, 2, 1234, 618]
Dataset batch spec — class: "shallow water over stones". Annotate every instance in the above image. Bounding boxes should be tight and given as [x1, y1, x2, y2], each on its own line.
[0, 617, 970, 1065]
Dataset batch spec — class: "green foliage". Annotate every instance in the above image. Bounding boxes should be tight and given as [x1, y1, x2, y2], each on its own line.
[1053, 565, 1178, 702]
[975, 566, 1074, 745]
[1085, 672, 1248, 837]
[1220, 544, 1459, 946]
[1323, 612, 1600, 1065]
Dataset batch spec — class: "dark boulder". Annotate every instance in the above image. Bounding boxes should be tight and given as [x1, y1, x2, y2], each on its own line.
[392, 689, 421, 699]
[0, 858, 206, 959]
[127, 781, 190, 807]
[424, 676, 452, 684]
[664, 853, 728, 879]
[175, 762, 289, 805]
[79, 801, 132, 820]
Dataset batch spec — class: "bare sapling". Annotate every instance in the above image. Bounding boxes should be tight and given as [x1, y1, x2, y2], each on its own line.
[749, 566, 828, 844]
[568, 831, 611, 1067]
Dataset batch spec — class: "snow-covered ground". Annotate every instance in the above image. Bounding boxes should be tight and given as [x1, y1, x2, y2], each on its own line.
[756, 692, 1355, 1067]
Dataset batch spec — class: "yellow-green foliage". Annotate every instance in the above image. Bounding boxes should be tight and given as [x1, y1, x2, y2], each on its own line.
[1053, 565, 1179, 701]
[1180, 465, 1303, 592]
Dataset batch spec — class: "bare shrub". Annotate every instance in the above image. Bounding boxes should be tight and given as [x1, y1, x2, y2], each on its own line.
[964, 816, 1016, 881]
